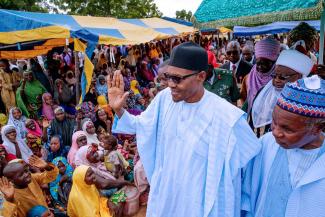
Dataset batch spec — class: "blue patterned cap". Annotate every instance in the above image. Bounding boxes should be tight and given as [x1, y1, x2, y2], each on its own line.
[277, 76, 325, 118]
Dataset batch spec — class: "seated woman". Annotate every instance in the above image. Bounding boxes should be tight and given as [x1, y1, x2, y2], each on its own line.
[16, 70, 47, 118]
[74, 144, 115, 181]
[50, 157, 73, 211]
[26, 133, 48, 160]
[25, 119, 42, 137]
[82, 120, 100, 145]
[94, 109, 112, 134]
[8, 107, 27, 140]
[47, 136, 69, 162]
[96, 75, 108, 98]
[0, 145, 16, 176]
[42, 93, 55, 121]
[80, 101, 97, 123]
[67, 131, 88, 168]
[1, 125, 33, 162]
[68, 165, 128, 217]
[44, 107, 75, 147]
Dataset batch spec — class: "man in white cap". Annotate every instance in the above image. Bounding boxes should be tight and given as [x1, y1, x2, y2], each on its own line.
[248, 49, 314, 137]
[108, 42, 260, 217]
[242, 75, 325, 217]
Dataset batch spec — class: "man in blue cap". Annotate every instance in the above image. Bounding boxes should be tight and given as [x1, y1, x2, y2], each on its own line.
[242, 75, 325, 217]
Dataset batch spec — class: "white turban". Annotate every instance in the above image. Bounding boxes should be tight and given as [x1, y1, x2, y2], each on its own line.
[276, 49, 313, 77]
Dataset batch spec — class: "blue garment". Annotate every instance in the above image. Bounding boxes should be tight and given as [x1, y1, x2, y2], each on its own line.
[47, 145, 70, 162]
[262, 147, 292, 217]
[96, 79, 108, 97]
[50, 157, 73, 202]
[27, 205, 48, 217]
[113, 88, 261, 217]
[242, 133, 325, 217]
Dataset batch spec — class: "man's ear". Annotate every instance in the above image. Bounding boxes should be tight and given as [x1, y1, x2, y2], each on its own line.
[197, 71, 207, 82]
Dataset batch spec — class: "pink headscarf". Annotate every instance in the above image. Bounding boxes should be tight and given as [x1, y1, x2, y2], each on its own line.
[26, 119, 42, 137]
[42, 93, 55, 121]
[67, 131, 87, 167]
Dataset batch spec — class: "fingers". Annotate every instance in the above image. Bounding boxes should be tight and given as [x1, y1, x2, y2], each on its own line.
[0, 177, 4, 187]
[119, 73, 125, 91]
[112, 71, 118, 88]
[121, 92, 129, 102]
[107, 74, 112, 89]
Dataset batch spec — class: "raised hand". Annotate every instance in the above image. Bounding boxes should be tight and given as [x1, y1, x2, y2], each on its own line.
[107, 71, 129, 115]
[29, 155, 48, 169]
[42, 118, 50, 128]
[0, 177, 14, 202]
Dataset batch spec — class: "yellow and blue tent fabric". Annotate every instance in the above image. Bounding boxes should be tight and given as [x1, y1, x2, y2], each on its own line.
[0, 9, 194, 101]
[234, 20, 320, 36]
[194, 0, 323, 29]
[0, 9, 195, 45]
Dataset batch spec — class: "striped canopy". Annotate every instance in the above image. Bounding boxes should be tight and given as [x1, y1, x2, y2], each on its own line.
[0, 9, 195, 45]
[194, 0, 323, 29]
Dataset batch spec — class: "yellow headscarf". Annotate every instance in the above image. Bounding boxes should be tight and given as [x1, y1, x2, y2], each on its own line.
[67, 165, 111, 217]
[130, 80, 140, 95]
[97, 95, 108, 107]
[0, 113, 8, 126]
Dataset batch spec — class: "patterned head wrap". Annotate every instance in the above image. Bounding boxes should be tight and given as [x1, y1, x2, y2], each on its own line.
[277, 75, 325, 118]
[255, 37, 280, 61]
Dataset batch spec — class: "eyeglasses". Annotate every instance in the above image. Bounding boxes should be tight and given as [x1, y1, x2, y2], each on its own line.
[271, 74, 296, 81]
[226, 51, 239, 56]
[163, 71, 201, 84]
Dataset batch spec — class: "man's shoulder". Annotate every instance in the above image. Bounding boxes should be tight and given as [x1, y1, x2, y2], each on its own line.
[260, 132, 279, 151]
[239, 60, 253, 69]
[220, 62, 230, 69]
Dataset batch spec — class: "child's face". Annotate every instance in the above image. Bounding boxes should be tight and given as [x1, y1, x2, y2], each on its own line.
[45, 95, 53, 105]
[57, 161, 66, 175]
[77, 135, 87, 148]
[98, 133, 105, 142]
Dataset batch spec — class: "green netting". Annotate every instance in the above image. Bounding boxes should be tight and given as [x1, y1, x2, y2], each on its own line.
[194, 0, 323, 29]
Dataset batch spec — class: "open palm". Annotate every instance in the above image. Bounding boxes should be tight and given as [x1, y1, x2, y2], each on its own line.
[0, 177, 14, 201]
[107, 71, 129, 112]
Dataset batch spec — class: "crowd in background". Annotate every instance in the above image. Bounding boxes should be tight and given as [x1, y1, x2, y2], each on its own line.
[0, 21, 322, 217]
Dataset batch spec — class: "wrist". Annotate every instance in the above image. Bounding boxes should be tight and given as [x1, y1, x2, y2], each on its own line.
[5, 196, 14, 203]
[116, 108, 125, 118]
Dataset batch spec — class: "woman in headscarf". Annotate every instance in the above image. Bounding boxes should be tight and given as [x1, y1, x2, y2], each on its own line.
[67, 131, 88, 167]
[16, 70, 47, 118]
[25, 119, 42, 137]
[97, 95, 114, 120]
[94, 108, 113, 134]
[82, 120, 100, 145]
[45, 107, 75, 148]
[47, 135, 70, 162]
[80, 101, 97, 122]
[130, 80, 141, 97]
[96, 75, 108, 97]
[26, 133, 47, 160]
[67, 166, 112, 217]
[74, 144, 115, 180]
[50, 157, 73, 209]
[1, 125, 33, 162]
[0, 144, 16, 176]
[53, 79, 75, 115]
[42, 93, 55, 121]
[241, 37, 281, 112]
[8, 107, 27, 139]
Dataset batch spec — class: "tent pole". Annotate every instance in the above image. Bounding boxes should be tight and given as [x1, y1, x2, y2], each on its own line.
[319, 8, 325, 64]
[74, 51, 80, 104]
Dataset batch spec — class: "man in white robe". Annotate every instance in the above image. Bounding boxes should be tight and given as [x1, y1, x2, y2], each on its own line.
[109, 42, 261, 217]
[242, 75, 325, 217]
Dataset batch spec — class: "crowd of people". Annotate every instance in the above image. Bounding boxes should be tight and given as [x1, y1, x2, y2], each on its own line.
[0, 21, 322, 217]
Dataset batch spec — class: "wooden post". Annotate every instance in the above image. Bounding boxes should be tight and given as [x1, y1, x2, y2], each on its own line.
[74, 51, 80, 104]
